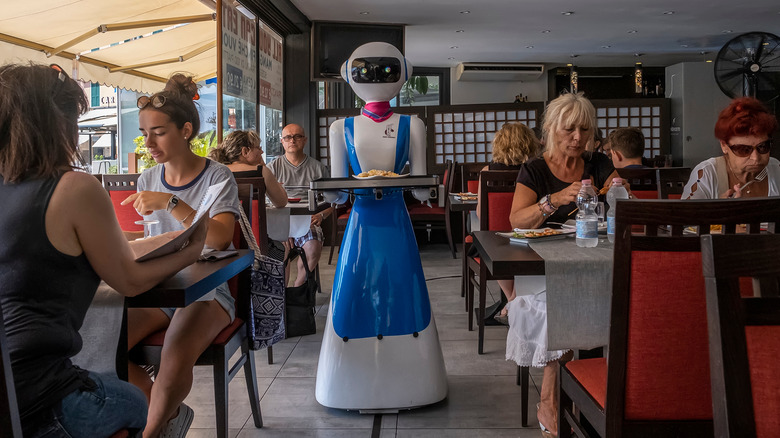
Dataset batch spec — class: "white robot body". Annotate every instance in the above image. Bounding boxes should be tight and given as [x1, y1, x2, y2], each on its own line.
[316, 42, 448, 411]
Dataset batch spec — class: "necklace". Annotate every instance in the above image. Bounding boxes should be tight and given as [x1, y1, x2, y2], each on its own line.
[724, 155, 752, 194]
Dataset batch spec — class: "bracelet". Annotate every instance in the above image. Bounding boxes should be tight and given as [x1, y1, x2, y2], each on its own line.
[545, 194, 557, 212]
[180, 209, 196, 224]
[537, 202, 549, 217]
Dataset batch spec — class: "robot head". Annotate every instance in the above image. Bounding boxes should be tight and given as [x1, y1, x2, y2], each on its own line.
[341, 42, 412, 103]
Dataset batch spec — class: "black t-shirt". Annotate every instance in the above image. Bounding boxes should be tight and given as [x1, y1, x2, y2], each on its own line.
[0, 173, 98, 423]
[516, 152, 614, 224]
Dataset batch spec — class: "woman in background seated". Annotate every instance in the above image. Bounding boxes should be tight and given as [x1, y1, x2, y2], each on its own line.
[508, 92, 618, 437]
[0, 64, 207, 437]
[121, 74, 239, 438]
[209, 130, 288, 207]
[476, 122, 541, 324]
[682, 97, 779, 199]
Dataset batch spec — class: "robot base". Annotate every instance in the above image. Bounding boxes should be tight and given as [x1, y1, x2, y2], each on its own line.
[315, 304, 448, 410]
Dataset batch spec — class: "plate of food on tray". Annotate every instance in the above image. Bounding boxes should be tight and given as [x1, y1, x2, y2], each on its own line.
[496, 228, 575, 244]
[352, 169, 409, 179]
[454, 192, 478, 201]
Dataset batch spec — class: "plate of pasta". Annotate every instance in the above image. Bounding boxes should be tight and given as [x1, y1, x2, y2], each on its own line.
[352, 169, 409, 179]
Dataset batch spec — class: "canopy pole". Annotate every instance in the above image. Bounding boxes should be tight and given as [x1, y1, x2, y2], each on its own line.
[217, 0, 223, 143]
[47, 13, 216, 58]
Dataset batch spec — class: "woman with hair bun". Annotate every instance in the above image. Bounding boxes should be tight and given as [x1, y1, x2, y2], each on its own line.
[208, 130, 288, 207]
[683, 97, 780, 199]
[121, 73, 240, 438]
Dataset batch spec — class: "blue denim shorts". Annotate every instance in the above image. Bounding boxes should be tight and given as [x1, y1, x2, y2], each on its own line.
[161, 281, 235, 322]
[24, 371, 147, 438]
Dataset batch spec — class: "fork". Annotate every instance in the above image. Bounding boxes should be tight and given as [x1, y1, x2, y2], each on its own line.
[740, 167, 769, 191]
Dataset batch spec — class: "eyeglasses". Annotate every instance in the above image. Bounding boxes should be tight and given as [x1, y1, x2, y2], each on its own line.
[727, 139, 772, 157]
[281, 134, 305, 142]
[137, 95, 166, 109]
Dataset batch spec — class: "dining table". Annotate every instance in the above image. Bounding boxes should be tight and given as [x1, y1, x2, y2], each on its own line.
[470, 230, 614, 354]
[73, 250, 254, 381]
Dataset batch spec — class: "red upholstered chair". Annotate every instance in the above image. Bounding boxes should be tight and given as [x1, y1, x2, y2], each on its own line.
[701, 233, 780, 438]
[461, 162, 487, 195]
[130, 183, 263, 438]
[408, 159, 457, 258]
[102, 173, 143, 232]
[615, 167, 658, 199]
[559, 198, 780, 438]
[656, 167, 691, 200]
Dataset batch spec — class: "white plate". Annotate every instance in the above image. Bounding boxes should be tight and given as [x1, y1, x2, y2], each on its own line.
[497, 229, 575, 244]
[351, 173, 410, 180]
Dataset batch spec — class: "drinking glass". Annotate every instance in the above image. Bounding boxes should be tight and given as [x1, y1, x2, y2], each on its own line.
[135, 219, 159, 239]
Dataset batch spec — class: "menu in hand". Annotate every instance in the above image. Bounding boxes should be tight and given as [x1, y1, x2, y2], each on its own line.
[133, 179, 228, 262]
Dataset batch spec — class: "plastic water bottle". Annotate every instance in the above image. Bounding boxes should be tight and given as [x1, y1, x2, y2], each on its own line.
[576, 179, 599, 248]
[606, 177, 630, 243]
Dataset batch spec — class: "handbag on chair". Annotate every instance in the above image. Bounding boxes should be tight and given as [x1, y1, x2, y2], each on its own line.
[237, 207, 286, 350]
[284, 246, 318, 337]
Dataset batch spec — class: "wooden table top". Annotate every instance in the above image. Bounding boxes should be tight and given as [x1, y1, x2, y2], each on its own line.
[471, 230, 545, 276]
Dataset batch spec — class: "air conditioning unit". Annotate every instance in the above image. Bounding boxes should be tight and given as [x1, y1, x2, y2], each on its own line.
[456, 62, 545, 81]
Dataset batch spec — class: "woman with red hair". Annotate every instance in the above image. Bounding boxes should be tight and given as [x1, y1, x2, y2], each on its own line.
[683, 97, 779, 199]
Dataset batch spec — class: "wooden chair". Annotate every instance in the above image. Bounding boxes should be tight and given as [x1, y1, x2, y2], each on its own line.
[615, 167, 658, 199]
[103, 173, 143, 231]
[461, 162, 487, 194]
[656, 167, 691, 199]
[559, 198, 780, 438]
[0, 306, 22, 438]
[328, 201, 351, 265]
[130, 182, 263, 438]
[408, 159, 457, 258]
[701, 233, 780, 438]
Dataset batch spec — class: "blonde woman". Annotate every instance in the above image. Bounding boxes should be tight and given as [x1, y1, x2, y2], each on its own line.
[476, 123, 541, 324]
[208, 130, 288, 207]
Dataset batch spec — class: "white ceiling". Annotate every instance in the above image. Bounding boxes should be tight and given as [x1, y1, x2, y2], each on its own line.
[290, 0, 780, 68]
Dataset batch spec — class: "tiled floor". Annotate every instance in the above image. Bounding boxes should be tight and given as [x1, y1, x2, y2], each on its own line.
[184, 244, 545, 437]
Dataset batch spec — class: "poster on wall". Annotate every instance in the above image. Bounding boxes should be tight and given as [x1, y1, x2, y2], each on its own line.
[221, 1, 256, 103]
[258, 24, 283, 111]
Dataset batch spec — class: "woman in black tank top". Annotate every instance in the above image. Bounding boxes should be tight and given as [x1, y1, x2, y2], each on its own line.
[0, 64, 207, 437]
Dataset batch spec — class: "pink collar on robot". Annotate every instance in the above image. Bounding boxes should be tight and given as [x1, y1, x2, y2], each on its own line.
[362, 101, 393, 123]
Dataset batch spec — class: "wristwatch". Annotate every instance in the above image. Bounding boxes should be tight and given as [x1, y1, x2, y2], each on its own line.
[166, 194, 180, 213]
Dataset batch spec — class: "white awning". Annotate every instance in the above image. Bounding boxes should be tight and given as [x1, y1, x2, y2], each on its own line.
[0, 0, 217, 93]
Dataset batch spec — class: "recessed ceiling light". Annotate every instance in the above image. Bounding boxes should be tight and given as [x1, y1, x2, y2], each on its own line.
[722, 30, 733, 34]
[459, 10, 470, 14]
[450, 46, 458, 49]
[526, 46, 534, 49]
[561, 11, 574, 16]
[680, 44, 689, 48]
[541, 30, 551, 34]
[627, 30, 638, 34]
[601, 45, 611, 49]
[566, 63, 573, 67]
[634, 53, 644, 57]
[570, 54, 579, 58]
[663, 11, 675, 15]
[359, 11, 369, 15]
[706, 60, 713, 63]
[455, 30, 464, 33]
[448, 57, 455, 60]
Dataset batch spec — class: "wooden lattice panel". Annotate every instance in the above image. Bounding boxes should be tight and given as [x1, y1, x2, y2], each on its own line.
[593, 98, 670, 159]
[427, 103, 543, 171]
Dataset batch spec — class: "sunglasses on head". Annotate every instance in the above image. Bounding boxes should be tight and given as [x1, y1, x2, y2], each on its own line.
[727, 139, 772, 157]
[137, 95, 166, 109]
[49, 64, 67, 82]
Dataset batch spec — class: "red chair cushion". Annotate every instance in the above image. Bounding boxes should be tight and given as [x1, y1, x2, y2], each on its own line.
[251, 199, 260, 244]
[140, 317, 244, 347]
[109, 430, 129, 438]
[467, 180, 479, 194]
[668, 194, 682, 200]
[746, 326, 780, 438]
[632, 190, 658, 199]
[739, 277, 754, 297]
[565, 358, 607, 409]
[109, 191, 143, 231]
[624, 251, 712, 420]
[487, 192, 513, 231]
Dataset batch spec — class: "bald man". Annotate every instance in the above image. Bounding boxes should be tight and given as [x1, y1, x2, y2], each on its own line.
[268, 123, 332, 286]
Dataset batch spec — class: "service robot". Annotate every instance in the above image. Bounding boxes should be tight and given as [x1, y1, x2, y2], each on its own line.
[315, 42, 448, 411]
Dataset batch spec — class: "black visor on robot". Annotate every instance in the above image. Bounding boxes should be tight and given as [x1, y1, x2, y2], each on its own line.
[350, 57, 402, 83]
